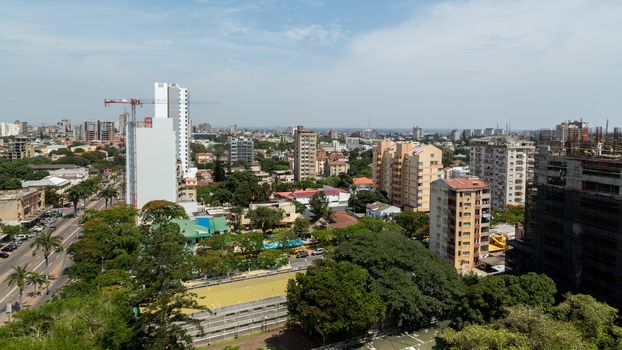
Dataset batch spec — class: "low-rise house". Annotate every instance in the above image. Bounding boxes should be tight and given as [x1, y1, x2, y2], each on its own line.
[352, 177, 373, 192]
[274, 185, 350, 210]
[0, 188, 46, 225]
[239, 201, 299, 228]
[21, 176, 71, 193]
[365, 201, 401, 219]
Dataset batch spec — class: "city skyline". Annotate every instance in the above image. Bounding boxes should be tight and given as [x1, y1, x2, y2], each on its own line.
[2, 0, 622, 129]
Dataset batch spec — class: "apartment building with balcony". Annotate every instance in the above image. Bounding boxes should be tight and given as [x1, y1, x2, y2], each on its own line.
[372, 140, 442, 211]
[294, 125, 318, 181]
[470, 136, 534, 208]
[429, 177, 491, 272]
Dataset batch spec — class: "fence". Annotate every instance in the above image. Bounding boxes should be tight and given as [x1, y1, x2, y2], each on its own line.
[185, 295, 288, 346]
[187, 266, 307, 290]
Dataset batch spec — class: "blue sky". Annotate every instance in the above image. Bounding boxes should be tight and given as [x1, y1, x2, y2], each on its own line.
[1, 0, 621, 129]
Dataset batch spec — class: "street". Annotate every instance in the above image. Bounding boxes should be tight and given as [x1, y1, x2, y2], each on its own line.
[0, 196, 109, 323]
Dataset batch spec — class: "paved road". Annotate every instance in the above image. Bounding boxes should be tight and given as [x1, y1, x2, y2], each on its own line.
[0, 196, 109, 322]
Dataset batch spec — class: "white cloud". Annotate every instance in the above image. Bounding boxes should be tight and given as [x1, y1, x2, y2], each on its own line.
[284, 24, 346, 44]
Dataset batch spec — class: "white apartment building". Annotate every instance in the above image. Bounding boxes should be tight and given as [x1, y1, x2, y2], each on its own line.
[469, 136, 535, 208]
[0, 122, 19, 137]
[132, 118, 177, 209]
[155, 82, 191, 176]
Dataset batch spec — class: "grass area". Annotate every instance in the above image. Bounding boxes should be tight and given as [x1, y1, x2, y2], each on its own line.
[187, 272, 298, 312]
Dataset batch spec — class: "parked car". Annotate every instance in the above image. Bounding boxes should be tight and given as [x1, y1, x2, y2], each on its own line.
[32, 226, 44, 232]
[311, 248, 324, 256]
[15, 234, 28, 241]
[1, 244, 17, 252]
[296, 251, 309, 258]
[25, 232, 37, 239]
[0, 252, 9, 258]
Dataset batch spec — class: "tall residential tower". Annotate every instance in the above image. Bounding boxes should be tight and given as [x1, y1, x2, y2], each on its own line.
[294, 126, 318, 181]
[154, 82, 191, 176]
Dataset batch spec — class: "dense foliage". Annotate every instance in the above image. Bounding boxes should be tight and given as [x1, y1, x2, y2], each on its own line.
[491, 205, 525, 226]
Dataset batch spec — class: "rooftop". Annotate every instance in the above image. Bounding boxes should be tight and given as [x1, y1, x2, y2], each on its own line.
[22, 176, 71, 188]
[443, 177, 489, 190]
[330, 211, 360, 228]
[29, 164, 80, 170]
[352, 177, 373, 185]
[366, 201, 399, 212]
[0, 188, 41, 201]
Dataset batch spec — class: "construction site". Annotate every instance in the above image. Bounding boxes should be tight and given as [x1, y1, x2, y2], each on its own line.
[508, 121, 622, 309]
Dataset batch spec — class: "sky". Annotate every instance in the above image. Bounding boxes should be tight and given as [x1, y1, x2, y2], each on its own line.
[1, 0, 621, 130]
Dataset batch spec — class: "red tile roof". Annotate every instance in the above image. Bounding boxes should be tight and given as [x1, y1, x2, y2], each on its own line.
[352, 177, 373, 185]
[443, 177, 489, 190]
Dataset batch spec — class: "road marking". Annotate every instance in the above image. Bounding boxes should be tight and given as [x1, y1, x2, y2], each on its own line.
[0, 226, 81, 305]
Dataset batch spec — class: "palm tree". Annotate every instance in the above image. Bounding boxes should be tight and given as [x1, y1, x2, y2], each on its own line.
[26, 271, 45, 296]
[98, 186, 118, 208]
[6, 265, 29, 306]
[66, 186, 84, 216]
[30, 230, 63, 282]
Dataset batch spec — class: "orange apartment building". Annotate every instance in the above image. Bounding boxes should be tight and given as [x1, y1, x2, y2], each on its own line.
[429, 177, 491, 272]
[372, 140, 442, 211]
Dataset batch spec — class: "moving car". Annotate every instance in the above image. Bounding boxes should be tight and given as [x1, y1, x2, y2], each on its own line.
[296, 251, 309, 258]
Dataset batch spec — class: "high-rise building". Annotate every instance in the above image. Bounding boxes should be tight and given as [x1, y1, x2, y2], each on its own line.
[450, 129, 461, 142]
[329, 128, 338, 140]
[14, 120, 28, 135]
[0, 122, 19, 137]
[470, 136, 535, 208]
[229, 124, 238, 134]
[118, 112, 129, 136]
[154, 82, 191, 176]
[372, 141, 442, 211]
[294, 125, 318, 181]
[508, 147, 622, 309]
[77, 121, 98, 142]
[131, 117, 178, 209]
[57, 119, 72, 133]
[98, 121, 115, 142]
[227, 136, 254, 165]
[413, 126, 423, 140]
[7, 137, 34, 160]
[429, 177, 491, 272]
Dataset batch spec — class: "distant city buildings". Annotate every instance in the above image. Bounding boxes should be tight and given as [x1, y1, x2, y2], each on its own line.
[412, 126, 423, 140]
[373, 141, 442, 211]
[294, 125, 318, 181]
[429, 177, 491, 272]
[470, 136, 535, 208]
[75, 120, 116, 143]
[227, 136, 254, 165]
[329, 128, 338, 140]
[118, 112, 129, 136]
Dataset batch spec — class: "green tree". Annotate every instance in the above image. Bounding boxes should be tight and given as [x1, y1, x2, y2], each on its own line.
[247, 206, 284, 235]
[292, 217, 310, 238]
[44, 187, 64, 207]
[98, 185, 118, 208]
[271, 229, 297, 249]
[451, 272, 557, 328]
[311, 229, 336, 247]
[392, 211, 429, 240]
[1, 225, 28, 241]
[309, 192, 330, 220]
[441, 324, 530, 350]
[233, 232, 264, 261]
[26, 271, 45, 296]
[0, 291, 133, 349]
[348, 190, 389, 213]
[66, 186, 85, 216]
[30, 230, 63, 282]
[257, 249, 288, 269]
[213, 160, 226, 182]
[6, 265, 29, 306]
[334, 231, 462, 327]
[130, 221, 205, 349]
[552, 293, 622, 348]
[287, 260, 386, 342]
[140, 200, 188, 224]
[491, 205, 525, 225]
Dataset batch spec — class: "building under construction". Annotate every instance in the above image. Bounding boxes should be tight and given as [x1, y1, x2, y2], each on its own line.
[508, 123, 622, 309]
